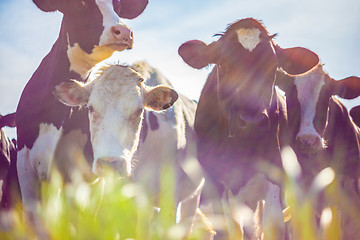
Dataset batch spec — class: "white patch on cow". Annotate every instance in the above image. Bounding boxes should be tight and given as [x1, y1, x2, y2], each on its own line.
[17, 147, 39, 213]
[262, 182, 284, 239]
[227, 173, 285, 239]
[67, 43, 115, 79]
[294, 63, 326, 147]
[96, 0, 129, 46]
[236, 28, 261, 52]
[29, 123, 63, 180]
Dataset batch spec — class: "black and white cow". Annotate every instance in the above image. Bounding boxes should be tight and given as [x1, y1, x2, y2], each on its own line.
[275, 54, 360, 239]
[15, 0, 148, 227]
[55, 61, 212, 237]
[178, 18, 319, 239]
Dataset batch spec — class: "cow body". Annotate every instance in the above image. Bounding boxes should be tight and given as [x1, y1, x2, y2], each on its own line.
[131, 62, 202, 201]
[178, 18, 319, 239]
[276, 56, 360, 238]
[56, 61, 211, 237]
[15, 0, 148, 232]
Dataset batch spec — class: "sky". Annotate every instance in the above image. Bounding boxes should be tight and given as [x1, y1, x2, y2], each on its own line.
[0, 0, 360, 139]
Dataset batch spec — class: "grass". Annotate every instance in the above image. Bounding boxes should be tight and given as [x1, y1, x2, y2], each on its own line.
[1, 149, 360, 240]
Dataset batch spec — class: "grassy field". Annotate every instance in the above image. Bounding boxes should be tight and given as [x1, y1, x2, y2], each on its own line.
[1, 148, 359, 240]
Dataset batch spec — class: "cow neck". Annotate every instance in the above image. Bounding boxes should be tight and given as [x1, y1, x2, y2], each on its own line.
[44, 28, 83, 85]
[67, 44, 115, 80]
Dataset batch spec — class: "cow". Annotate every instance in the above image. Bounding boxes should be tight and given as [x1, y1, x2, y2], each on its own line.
[0, 113, 20, 230]
[55, 61, 213, 238]
[0, 113, 16, 186]
[0, 117, 14, 202]
[178, 18, 320, 239]
[15, 0, 147, 235]
[275, 55, 360, 239]
[275, 60, 360, 178]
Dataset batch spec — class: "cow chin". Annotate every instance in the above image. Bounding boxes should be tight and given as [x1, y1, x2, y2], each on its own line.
[106, 43, 133, 51]
[92, 156, 132, 177]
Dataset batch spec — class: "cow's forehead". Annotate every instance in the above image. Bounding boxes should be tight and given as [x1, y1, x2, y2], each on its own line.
[294, 64, 326, 101]
[225, 18, 269, 37]
[95, 0, 120, 25]
[89, 65, 143, 110]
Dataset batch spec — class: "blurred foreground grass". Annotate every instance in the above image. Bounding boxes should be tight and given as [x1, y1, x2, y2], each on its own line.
[0, 164, 208, 240]
[1, 149, 360, 240]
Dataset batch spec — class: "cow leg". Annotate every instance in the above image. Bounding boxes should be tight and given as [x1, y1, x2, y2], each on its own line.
[17, 147, 38, 211]
[28, 123, 62, 181]
[17, 124, 62, 239]
[17, 147, 48, 239]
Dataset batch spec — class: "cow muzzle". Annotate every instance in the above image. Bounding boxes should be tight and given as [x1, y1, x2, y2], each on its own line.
[93, 156, 131, 177]
[110, 26, 134, 50]
[296, 134, 323, 153]
[229, 112, 270, 137]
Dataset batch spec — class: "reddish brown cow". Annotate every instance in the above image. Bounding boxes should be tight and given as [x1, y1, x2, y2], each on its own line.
[276, 59, 360, 180]
[179, 18, 318, 239]
[276, 53, 360, 239]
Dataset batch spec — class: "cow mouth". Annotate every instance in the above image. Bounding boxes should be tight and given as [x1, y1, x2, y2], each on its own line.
[106, 42, 133, 51]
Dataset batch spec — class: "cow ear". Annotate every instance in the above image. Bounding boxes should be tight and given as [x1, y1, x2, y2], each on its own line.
[54, 80, 90, 107]
[275, 45, 319, 75]
[144, 86, 178, 111]
[33, 0, 64, 12]
[275, 69, 295, 93]
[178, 40, 220, 69]
[0, 113, 16, 128]
[114, 0, 148, 19]
[331, 76, 360, 99]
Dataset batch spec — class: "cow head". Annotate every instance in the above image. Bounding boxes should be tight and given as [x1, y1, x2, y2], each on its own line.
[33, 0, 148, 76]
[276, 59, 360, 154]
[54, 65, 178, 176]
[179, 18, 318, 137]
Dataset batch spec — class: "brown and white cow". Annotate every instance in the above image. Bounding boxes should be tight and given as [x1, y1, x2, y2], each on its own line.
[55, 62, 212, 238]
[15, 0, 147, 232]
[178, 18, 319, 239]
[275, 55, 360, 239]
[276, 60, 360, 177]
